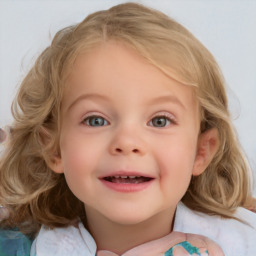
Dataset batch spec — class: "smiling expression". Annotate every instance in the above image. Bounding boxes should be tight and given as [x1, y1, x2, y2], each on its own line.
[53, 41, 202, 225]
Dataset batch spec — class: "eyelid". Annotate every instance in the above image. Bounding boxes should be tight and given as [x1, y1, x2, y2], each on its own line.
[147, 111, 178, 128]
[81, 111, 109, 120]
[151, 112, 177, 123]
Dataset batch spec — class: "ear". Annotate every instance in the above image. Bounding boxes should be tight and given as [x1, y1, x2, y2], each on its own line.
[47, 153, 64, 174]
[192, 128, 219, 176]
[40, 127, 64, 174]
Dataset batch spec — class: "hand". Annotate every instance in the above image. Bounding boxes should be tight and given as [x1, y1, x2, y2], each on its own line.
[166, 232, 225, 256]
[97, 232, 225, 256]
[0, 207, 9, 221]
[245, 197, 256, 213]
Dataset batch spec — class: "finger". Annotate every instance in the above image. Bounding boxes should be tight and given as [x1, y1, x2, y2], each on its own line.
[97, 251, 119, 256]
[198, 248, 209, 256]
[202, 237, 225, 256]
[186, 233, 207, 248]
[186, 233, 224, 256]
[172, 245, 190, 256]
[124, 232, 187, 256]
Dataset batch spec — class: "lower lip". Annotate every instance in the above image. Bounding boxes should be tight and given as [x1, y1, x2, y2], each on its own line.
[100, 179, 154, 193]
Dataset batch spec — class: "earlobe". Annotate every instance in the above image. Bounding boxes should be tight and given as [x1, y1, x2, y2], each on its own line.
[192, 128, 219, 176]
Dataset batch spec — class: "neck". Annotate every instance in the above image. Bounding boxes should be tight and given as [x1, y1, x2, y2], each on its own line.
[84, 207, 175, 255]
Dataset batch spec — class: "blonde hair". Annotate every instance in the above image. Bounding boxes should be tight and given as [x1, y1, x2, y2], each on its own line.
[0, 2, 252, 235]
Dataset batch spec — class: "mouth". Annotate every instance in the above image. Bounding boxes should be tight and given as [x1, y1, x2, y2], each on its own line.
[100, 173, 155, 192]
[103, 175, 153, 184]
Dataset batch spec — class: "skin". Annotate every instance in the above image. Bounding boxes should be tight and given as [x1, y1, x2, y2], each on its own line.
[97, 232, 224, 256]
[245, 197, 256, 213]
[50, 41, 220, 255]
[0, 128, 7, 143]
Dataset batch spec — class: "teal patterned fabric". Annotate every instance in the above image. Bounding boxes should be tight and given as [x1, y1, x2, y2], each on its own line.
[165, 241, 207, 256]
[0, 229, 32, 256]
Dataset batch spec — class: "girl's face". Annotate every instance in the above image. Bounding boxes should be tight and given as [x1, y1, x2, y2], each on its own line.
[53, 41, 210, 226]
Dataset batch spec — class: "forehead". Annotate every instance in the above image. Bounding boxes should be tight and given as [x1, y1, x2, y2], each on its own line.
[62, 41, 199, 117]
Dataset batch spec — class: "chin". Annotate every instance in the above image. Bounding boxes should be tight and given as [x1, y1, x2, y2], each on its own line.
[108, 215, 150, 226]
[102, 208, 157, 226]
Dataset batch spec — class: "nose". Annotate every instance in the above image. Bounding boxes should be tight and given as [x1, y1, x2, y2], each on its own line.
[109, 126, 146, 156]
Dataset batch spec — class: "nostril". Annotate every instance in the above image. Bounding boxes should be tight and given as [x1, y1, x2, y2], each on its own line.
[114, 148, 139, 153]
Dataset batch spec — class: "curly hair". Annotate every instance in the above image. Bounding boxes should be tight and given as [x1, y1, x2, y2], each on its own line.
[0, 2, 252, 235]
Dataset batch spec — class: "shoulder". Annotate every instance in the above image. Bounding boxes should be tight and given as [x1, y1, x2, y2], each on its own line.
[0, 207, 33, 256]
[31, 223, 96, 256]
[174, 202, 256, 255]
[0, 228, 32, 256]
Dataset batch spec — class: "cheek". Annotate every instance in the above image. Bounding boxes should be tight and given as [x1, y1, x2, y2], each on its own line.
[60, 140, 96, 201]
[60, 135, 92, 174]
[62, 150, 84, 173]
[60, 131, 108, 175]
[157, 137, 197, 188]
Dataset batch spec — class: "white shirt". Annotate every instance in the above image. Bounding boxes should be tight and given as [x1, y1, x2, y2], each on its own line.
[30, 202, 256, 255]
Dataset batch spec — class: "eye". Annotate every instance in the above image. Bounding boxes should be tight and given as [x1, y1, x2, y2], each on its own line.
[148, 115, 174, 128]
[83, 115, 109, 127]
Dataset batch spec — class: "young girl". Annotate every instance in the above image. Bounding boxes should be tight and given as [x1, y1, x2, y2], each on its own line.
[0, 2, 255, 255]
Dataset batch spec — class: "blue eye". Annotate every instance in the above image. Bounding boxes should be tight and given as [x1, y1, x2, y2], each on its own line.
[149, 116, 172, 128]
[83, 116, 108, 127]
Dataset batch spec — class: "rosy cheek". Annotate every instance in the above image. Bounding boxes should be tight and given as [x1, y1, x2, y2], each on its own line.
[62, 149, 84, 172]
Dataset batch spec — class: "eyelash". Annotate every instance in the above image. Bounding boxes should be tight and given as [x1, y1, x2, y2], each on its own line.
[82, 115, 109, 127]
[81, 113, 177, 128]
[148, 113, 177, 128]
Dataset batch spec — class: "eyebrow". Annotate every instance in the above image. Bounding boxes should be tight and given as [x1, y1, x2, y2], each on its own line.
[66, 93, 110, 113]
[147, 95, 186, 109]
[66, 93, 185, 113]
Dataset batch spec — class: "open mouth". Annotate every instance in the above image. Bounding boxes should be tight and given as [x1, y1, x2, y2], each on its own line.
[103, 176, 153, 184]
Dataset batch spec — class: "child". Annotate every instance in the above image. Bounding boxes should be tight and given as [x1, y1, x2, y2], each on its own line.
[0, 2, 255, 255]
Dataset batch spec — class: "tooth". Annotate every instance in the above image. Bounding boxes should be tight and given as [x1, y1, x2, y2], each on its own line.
[129, 176, 136, 178]
[114, 176, 120, 178]
[121, 176, 128, 178]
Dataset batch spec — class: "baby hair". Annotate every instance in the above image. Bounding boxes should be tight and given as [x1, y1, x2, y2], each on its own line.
[0, 2, 252, 235]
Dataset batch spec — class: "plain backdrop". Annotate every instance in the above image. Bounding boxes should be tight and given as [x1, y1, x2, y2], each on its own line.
[0, 0, 255, 194]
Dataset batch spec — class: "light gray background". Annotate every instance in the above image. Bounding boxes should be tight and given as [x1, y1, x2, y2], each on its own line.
[0, 0, 255, 194]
